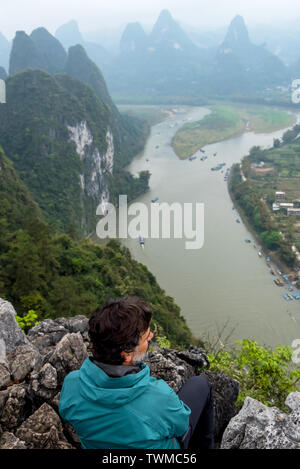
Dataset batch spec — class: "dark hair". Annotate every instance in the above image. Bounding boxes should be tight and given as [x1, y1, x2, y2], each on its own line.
[88, 297, 152, 365]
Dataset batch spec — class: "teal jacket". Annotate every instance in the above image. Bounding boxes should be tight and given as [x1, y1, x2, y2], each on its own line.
[59, 357, 191, 449]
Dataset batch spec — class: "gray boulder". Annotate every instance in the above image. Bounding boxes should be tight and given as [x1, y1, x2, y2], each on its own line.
[0, 363, 10, 389]
[0, 432, 27, 449]
[48, 332, 88, 385]
[175, 345, 210, 370]
[0, 314, 241, 449]
[147, 349, 195, 391]
[55, 315, 89, 335]
[0, 389, 9, 415]
[0, 338, 6, 364]
[147, 347, 239, 443]
[7, 344, 42, 382]
[0, 384, 28, 431]
[15, 402, 74, 449]
[27, 316, 89, 355]
[29, 363, 58, 400]
[0, 298, 29, 353]
[221, 392, 300, 449]
[27, 319, 69, 354]
[201, 370, 239, 440]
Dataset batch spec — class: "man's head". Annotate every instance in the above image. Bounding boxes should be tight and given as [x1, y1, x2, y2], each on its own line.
[88, 297, 153, 366]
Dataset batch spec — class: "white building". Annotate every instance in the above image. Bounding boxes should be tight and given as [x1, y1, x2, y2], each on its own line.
[287, 208, 300, 217]
[275, 191, 286, 201]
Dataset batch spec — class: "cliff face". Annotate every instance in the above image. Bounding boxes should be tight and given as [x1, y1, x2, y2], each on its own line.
[0, 69, 120, 234]
[0, 297, 239, 449]
[67, 121, 114, 224]
[3, 37, 149, 234]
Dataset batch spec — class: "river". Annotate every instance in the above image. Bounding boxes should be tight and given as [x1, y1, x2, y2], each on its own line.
[119, 105, 300, 348]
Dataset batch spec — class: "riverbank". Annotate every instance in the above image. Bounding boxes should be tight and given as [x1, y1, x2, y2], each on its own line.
[118, 104, 182, 127]
[119, 104, 300, 346]
[228, 174, 299, 284]
[228, 154, 300, 298]
[171, 103, 296, 159]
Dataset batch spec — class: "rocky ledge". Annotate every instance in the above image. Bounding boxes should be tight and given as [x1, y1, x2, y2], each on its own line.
[0, 297, 299, 449]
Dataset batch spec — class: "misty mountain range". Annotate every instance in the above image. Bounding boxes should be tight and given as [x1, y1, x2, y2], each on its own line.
[1, 9, 300, 99]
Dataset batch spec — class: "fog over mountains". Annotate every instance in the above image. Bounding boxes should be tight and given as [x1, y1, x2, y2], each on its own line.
[1, 9, 300, 100]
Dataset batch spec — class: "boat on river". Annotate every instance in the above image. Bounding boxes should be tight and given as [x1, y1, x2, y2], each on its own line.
[274, 278, 284, 287]
[211, 164, 223, 171]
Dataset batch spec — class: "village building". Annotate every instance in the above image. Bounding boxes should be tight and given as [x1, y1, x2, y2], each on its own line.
[287, 208, 300, 217]
[275, 191, 286, 201]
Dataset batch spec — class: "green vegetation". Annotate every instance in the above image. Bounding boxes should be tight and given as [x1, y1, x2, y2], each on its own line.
[172, 104, 296, 159]
[0, 70, 150, 236]
[208, 339, 300, 411]
[118, 105, 173, 127]
[2, 144, 299, 408]
[230, 124, 300, 269]
[16, 310, 40, 333]
[0, 146, 192, 348]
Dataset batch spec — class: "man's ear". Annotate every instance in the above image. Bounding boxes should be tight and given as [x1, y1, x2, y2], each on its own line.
[121, 351, 133, 365]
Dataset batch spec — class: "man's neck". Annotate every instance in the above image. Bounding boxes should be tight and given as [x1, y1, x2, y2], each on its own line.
[90, 357, 142, 378]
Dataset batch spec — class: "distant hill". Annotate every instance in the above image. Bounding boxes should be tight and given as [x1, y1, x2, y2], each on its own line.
[107, 9, 210, 99]
[120, 22, 148, 56]
[9, 29, 66, 76]
[55, 20, 84, 49]
[30, 27, 67, 74]
[9, 31, 48, 76]
[55, 20, 110, 72]
[65, 44, 113, 106]
[103, 12, 290, 100]
[64, 44, 149, 170]
[8, 27, 148, 170]
[212, 16, 290, 94]
[0, 69, 149, 235]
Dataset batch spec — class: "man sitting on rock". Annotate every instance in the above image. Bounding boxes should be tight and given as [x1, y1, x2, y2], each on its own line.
[59, 297, 214, 449]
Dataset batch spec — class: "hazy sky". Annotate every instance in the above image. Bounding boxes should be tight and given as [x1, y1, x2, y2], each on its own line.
[2, 0, 300, 39]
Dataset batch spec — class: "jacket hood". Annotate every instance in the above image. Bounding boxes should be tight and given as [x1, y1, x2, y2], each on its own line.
[79, 357, 150, 408]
